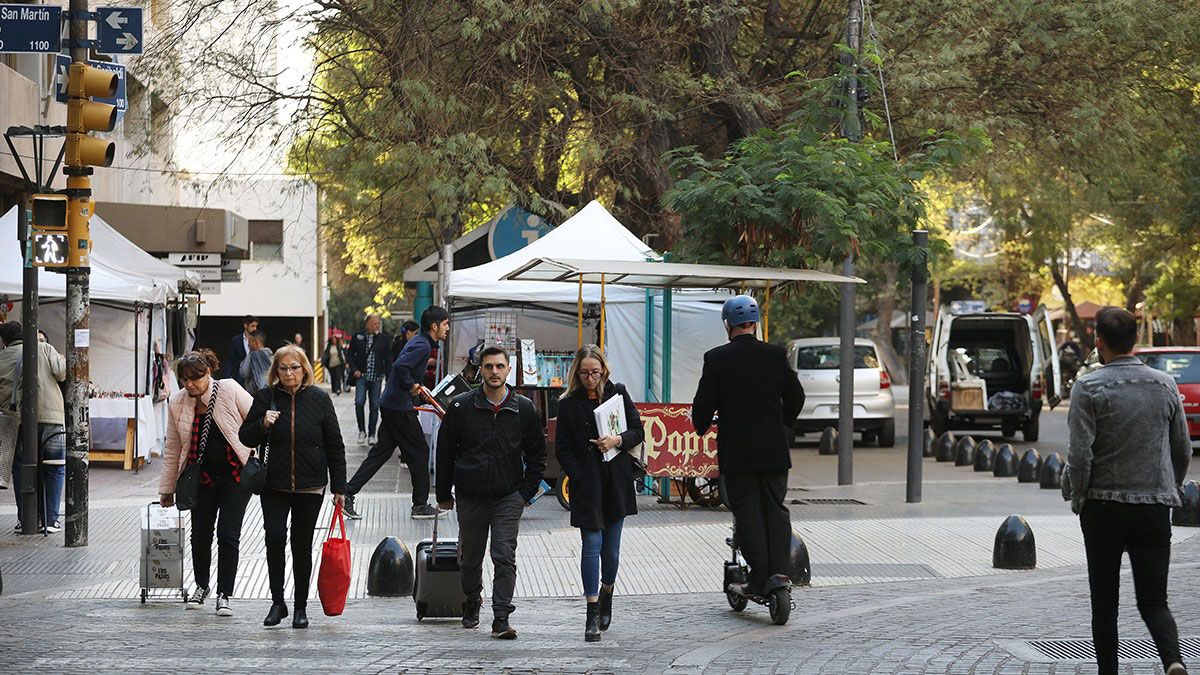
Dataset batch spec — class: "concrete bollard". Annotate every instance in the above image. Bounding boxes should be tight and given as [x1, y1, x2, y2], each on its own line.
[1172, 481, 1200, 527]
[935, 432, 957, 462]
[787, 530, 812, 586]
[993, 444, 1018, 478]
[819, 427, 838, 456]
[974, 439, 996, 472]
[367, 536, 415, 597]
[954, 436, 977, 467]
[993, 514, 1036, 569]
[923, 428, 938, 458]
[1039, 453, 1064, 490]
[1017, 448, 1042, 483]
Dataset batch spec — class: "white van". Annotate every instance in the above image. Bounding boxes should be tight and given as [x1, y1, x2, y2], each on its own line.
[926, 305, 1062, 441]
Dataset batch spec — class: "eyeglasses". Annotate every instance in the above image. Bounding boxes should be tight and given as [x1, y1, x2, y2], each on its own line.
[278, 365, 304, 372]
[579, 369, 603, 379]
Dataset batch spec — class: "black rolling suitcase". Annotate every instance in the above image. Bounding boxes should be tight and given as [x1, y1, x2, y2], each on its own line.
[414, 510, 466, 620]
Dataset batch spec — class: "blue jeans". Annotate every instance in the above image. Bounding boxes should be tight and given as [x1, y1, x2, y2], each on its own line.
[581, 518, 624, 598]
[12, 423, 66, 527]
[355, 378, 381, 435]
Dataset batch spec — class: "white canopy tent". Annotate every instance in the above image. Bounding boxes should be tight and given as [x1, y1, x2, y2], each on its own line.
[447, 201, 729, 403]
[1, 206, 198, 461]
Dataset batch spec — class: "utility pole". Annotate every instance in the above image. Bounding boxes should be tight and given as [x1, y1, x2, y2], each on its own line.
[18, 198, 40, 535]
[906, 230, 929, 503]
[63, 0, 119, 547]
[837, 0, 863, 486]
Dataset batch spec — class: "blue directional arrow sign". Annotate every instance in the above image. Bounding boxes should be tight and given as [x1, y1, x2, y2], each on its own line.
[0, 4, 63, 54]
[55, 54, 127, 112]
[96, 6, 142, 55]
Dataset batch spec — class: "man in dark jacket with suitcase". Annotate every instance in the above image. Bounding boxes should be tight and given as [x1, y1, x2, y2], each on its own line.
[436, 346, 547, 639]
[692, 295, 805, 598]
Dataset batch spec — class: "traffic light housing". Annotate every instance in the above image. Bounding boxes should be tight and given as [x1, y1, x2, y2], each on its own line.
[65, 177, 94, 268]
[65, 63, 117, 168]
[31, 194, 68, 232]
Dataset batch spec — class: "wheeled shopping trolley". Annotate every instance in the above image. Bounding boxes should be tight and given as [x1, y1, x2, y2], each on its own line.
[139, 502, 189, 603]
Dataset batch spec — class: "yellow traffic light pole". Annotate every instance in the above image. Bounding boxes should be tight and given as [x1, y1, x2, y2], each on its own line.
[63, 0, 118, 547]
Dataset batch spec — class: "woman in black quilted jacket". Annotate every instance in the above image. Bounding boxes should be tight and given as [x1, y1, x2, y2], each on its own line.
[240, 345, 346, 630]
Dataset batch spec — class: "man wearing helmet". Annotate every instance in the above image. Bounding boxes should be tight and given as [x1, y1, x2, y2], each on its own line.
[692, 295, 805, 596]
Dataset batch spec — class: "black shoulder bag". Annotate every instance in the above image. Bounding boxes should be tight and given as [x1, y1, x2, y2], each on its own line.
[238, 389, 274, 494]
[175, 380, 221, 511]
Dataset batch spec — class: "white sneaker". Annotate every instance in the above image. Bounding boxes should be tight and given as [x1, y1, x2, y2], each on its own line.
[215, 593, 233, 617]
[367, 434, 377, 445]
[356, 431, 367, 445]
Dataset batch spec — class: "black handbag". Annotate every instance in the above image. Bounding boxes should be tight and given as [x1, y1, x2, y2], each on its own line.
[175, 381, 221, 511]
[239, 390, 275, 495]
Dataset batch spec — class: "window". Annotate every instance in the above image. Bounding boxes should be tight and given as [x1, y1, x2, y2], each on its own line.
[1138, 352, 1200, 384]
[248, 219, 283, 262]
[795, 345, 879, 370]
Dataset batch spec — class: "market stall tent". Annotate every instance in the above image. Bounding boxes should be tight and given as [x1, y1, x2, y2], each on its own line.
[447, 200, 730, 403]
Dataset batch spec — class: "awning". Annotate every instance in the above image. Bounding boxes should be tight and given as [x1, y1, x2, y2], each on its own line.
[502, 257, 864, 289]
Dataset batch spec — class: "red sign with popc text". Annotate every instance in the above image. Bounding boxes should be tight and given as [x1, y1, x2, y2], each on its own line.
[634, 403, 719, 479]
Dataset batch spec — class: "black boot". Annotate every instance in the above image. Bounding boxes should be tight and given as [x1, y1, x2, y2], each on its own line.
[292, 605, 309, 629]
[263, 602, 288, 627]
[597, 588, 613, 631]
[585, 602, 601, 642]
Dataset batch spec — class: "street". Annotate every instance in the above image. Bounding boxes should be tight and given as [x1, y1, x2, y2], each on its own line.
[1, 385, 1196, 673]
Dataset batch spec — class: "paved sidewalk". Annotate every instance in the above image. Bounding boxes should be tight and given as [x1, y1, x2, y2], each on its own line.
[1, 386, 1197, 672]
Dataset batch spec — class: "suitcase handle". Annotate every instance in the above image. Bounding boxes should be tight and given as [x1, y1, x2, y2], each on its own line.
[431, 507, 440, 548]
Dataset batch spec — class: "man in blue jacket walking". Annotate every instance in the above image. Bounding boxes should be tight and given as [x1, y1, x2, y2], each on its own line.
[343, 306, 451, 520]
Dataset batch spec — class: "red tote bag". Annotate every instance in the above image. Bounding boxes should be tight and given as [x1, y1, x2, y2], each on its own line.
[317, 503, 352, 616]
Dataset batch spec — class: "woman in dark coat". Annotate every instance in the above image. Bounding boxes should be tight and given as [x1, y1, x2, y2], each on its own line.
[555, 344, 643, 642]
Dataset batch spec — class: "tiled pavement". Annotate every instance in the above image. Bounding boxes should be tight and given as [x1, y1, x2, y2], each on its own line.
[1, 385, 1197, 672]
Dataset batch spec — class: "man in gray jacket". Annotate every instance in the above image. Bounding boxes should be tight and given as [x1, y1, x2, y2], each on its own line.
[1068, 307, 1191, 675]
[0, 321, 67, 534]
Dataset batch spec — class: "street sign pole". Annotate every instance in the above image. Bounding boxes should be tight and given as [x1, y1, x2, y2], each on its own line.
[17, 197, 40, 536]
[64, 0, 91, 548]
[906, 230, 929, 503]
[837, 0, 863, 487]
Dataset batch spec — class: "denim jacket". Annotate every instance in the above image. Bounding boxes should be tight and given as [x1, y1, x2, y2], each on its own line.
[1067, 356, 1191, 513]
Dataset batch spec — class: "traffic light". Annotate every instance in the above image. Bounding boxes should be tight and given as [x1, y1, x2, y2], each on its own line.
[65, 177, 94, 268]
[29, 194, 70, 268]
[31, 194, 68, 231]
[65, 63, 117, 168]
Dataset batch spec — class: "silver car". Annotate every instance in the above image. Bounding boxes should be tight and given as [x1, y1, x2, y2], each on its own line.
[787, 338, 897, 447]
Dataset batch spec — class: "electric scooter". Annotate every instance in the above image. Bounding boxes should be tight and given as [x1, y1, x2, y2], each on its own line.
[723, 528, 792, 625]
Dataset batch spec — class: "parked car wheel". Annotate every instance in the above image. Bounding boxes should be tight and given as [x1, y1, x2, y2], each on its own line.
[877, 419, 896, 447]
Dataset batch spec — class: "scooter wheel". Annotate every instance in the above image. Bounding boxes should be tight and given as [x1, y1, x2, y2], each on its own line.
[768, 587, 790, 626]
[726, 591, 747, 612]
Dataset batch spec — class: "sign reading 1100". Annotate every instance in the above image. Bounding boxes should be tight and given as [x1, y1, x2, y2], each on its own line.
[0, 4, 63, 54]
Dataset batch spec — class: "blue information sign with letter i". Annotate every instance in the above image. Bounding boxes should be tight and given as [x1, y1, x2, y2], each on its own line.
[0, 4, 63, 54]
[96, 6, 142, 55]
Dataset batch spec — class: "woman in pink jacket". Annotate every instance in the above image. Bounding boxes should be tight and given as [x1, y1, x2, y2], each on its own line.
[159, 349, 254, 617]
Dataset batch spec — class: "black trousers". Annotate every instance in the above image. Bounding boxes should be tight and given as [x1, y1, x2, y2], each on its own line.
[190, 479, 251, 596]
[457, 491, 524, 617]
[1080, 500, 1183, 674]
[328, 365, 345, 393]
[261, 490, 324, 608]
[345, 408, 430, 506]
[724, 470, 791, 588]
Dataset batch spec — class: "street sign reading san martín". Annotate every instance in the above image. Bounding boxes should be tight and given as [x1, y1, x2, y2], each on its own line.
[0, 4, 63, 54]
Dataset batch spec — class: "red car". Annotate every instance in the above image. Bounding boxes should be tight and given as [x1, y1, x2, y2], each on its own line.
[1134, 347, 1200, 444]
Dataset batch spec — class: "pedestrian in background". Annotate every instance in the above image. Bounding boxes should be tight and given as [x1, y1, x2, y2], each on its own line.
[349, 314, 390, 445]
[436, 347, 546, 639]
[239, 345, 346, 630]
[322, 335, 348, 395]
[343, 306, 450, 521]
[159, 349, 254, 617]
[293, 332, 309, 361]
[0, 321, 67, 534]
[240, 330, 273, 395]
[555, 344, 643, 642]
[225, 315, 258, 387]
[390, 319, 419, 361]
[692, 295, 805, 599]
[1068, 307, 1190, 675]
